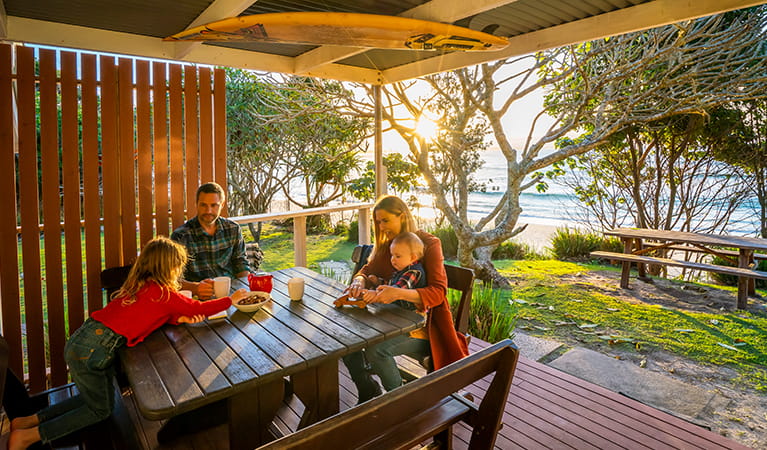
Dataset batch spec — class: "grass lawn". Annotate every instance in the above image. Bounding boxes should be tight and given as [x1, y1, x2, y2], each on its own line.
[494, 259, 767, 392]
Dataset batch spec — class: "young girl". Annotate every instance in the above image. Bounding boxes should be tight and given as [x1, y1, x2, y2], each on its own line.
[9, 236, 246, 450]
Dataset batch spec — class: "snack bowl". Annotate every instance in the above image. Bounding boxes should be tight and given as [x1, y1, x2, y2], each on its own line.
[234, 291, 271, 313]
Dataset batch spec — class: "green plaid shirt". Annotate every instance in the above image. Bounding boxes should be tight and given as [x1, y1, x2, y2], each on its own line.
[170, 216, 250, 282]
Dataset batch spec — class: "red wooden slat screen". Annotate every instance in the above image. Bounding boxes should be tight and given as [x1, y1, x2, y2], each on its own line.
[61, 51, 85, 344]
[214, 69, 227, 216]
[153, 62, 170, 237]
[0, 44, 23, 377]
[39, 49, 68, 388]
[101, 55, 121, 270]
[118, 59, 138, 263]
[82, 54, 103, 314]
[136, 60, 154, 249]
[0, 43, 226, 391]
[17, 46, 46, 392]
[184, 66, 199, 217]
[170, 65, 185, 231]
[199, 67, 214, 184]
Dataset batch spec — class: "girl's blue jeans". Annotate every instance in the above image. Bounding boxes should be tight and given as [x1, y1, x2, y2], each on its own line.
[345, 335, 430, 392]
[37, 318, 126, 443]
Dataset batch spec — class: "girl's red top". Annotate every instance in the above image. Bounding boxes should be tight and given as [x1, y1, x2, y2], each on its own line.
[91, 281, 231, 347]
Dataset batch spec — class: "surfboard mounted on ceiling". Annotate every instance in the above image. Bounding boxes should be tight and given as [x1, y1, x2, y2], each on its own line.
[164, 12, 508, 51]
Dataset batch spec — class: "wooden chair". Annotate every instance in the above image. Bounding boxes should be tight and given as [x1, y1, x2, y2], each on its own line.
[349, 244, 373, 283]
[445, 263, 474, 339]
[100, 264, 133, 299]
[259, 339, 519, 450]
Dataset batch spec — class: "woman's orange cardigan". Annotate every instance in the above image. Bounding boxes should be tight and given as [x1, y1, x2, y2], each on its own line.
[358, 230, 468, 370]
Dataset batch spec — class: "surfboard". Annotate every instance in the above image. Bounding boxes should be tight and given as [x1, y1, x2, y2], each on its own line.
[164, 12, 508, 51]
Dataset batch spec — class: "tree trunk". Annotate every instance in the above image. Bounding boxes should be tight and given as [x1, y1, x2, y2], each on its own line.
[458, 245, 511, 288]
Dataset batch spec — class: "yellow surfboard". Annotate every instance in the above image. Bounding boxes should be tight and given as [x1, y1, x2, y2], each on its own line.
[164, 12, 508, 51]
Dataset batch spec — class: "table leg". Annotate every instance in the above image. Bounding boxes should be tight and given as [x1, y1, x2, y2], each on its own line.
[736, 249, 753, 310]
[635, 238, 649, 281]
[228, 377, 284, 449]
[291, 359, 340, 429]
[620, 238, 632, 288]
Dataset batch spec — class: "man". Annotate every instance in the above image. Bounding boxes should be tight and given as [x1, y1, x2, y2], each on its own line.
[171, 182, 250, 299]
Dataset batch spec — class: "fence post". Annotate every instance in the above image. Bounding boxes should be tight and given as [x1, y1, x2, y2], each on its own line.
[294, 216, 307, 267]
[358, 207, 371, 245]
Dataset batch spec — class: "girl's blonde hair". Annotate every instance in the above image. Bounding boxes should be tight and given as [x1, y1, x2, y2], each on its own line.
[372, 195, 417, 256]
[112, 236, 188, 305]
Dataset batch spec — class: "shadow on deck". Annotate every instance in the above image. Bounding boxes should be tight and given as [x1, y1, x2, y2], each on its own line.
[4, 337, 748, 449]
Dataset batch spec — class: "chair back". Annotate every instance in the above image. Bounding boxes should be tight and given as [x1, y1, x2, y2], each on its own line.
[350, 244, 374, 283]
[445, 264, 474, 336]
[100, 264, 133, 299]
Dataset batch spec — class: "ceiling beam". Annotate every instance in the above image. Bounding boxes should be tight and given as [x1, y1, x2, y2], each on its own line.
[292, 0, 519, 74]
[172, 0, 257, 59]
[5, 16, 383, 84]
[381, 0, 767, 84]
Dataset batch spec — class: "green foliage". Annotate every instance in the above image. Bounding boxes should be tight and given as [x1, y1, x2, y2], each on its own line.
[710, 256, 767, 289]
[428, 224, 459, 258]
[348, 153, 421, 202]
[550, 227, 604, 260]
[491, 240, 541, 260]
[449, 284, 518, 343]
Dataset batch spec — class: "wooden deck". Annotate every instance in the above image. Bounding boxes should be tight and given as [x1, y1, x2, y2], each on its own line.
[3, 337, 749, 450]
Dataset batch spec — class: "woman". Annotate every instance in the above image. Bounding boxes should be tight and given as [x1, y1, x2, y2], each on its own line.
[343, 195, 468, 403]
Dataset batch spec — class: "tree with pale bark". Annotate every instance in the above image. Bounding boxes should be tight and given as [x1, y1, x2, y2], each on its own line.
[346, 7, 767, 284]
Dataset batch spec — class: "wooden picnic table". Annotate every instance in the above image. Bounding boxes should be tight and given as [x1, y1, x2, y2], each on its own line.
[120, 266, 425, 449]
[598, 228, 767, 309]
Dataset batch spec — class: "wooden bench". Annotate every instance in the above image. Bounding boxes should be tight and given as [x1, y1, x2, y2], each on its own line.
[258, 339, 519, 450]
[590, 250, 767, 297]
[640, 243, 767, 264]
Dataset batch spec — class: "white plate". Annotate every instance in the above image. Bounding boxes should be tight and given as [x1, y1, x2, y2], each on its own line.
[234, 291, 271, 313]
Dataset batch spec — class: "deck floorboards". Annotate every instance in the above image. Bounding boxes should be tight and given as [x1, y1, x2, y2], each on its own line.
[3, 337, 748, 449]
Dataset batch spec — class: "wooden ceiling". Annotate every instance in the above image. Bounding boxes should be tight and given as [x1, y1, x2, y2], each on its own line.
[2, 0, 765, 83]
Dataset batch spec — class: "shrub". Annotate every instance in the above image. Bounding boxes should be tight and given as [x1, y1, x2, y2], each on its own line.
[347, 220, 359, 243]
[449, 284, 518, 343]
[333, 220, 349, 236]
[710, 255, 767, 288]
[429, 224, 459, 258]
[492, 240, 544, 260]
[551, 227, 604, 260]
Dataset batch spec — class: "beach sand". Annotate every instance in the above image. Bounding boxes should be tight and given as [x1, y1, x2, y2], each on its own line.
[513, 223, 559, 251]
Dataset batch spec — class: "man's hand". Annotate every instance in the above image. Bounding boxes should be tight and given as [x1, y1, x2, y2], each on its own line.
[197, 279, 215, 299]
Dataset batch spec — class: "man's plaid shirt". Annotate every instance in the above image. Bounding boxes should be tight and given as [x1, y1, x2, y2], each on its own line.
[170, 216, 250, 282]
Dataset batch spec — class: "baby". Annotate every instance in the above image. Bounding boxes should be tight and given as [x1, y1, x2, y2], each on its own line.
[335, 232, 426, 308]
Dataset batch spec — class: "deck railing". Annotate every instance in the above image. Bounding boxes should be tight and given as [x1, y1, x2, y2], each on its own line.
[232, 203, 375, 267]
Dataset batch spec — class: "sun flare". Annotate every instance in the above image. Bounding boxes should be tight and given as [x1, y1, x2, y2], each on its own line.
[415, 117, 439, 141]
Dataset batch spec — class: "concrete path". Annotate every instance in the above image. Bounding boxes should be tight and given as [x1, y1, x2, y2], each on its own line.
[513, 331, 730, 425]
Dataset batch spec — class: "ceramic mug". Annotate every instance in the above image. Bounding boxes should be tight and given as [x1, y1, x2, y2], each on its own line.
[213, 276, 231, 298]
[287, 277, 305, 301]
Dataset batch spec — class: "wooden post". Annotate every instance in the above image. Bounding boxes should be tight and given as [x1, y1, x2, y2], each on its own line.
[374, 85, 386, 199]
[737, 249, 752, 310]
[294, 216, 307, 267]
[358, 207, 371, 245]
[620, 238, 632, 288]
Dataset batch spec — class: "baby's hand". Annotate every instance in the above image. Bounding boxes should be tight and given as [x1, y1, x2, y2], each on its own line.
[178, 314, 205, 324]
[362, 289, 378, 303]
[230, 288, 248, 303]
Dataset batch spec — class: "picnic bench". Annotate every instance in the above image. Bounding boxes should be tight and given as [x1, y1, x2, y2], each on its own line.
[258, 339, 519, 450]
[591, 228, 767, 309]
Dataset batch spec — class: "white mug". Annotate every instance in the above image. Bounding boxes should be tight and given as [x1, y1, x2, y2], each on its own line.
[179, 290, 193, 298]
[213, 276, 231, 298]
[287, 277, 305, 301]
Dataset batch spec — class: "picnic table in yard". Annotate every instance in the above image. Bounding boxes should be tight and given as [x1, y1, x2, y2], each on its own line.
[119, 267, 425, 449]
[591, 228, 767, 309]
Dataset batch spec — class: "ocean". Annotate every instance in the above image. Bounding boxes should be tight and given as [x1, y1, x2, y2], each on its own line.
[405, 149, 762, 236]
